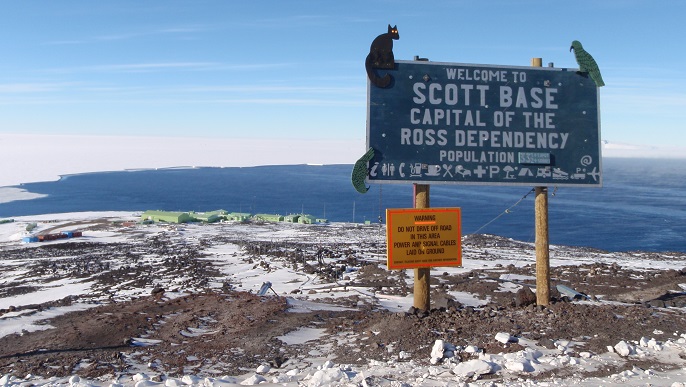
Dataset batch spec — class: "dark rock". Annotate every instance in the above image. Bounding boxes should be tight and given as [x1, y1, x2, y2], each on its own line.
[151, 287, 165, 299]
[646, 292, 686, 308]
[270, 356, 288, 368]
[446, 298, 463, 310]
[151, 287, 165, 295]
[539, 337, 556, 349]
[514, 286, 537, 307]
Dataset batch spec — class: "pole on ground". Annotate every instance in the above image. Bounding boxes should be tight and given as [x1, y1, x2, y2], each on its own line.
[535, 186, 550, 305]
[532, 57, 550, 306]
[413, 183, 431, 311]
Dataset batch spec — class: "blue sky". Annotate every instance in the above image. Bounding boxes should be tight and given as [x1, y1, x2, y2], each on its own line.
[1, 1, 685, 149]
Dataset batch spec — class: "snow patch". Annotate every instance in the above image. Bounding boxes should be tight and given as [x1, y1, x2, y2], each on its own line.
[277, 327, 327, 345]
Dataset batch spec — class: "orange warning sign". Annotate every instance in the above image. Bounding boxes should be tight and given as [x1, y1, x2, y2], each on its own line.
[386, 207, 462, 270]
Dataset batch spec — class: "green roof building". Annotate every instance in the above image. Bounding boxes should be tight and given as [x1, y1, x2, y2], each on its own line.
[254, 214, 284, 222]
[284, 214, 300, 223]
[228, 212, 252, 222]
[298, 215, 317, 224]
[191, 210, 227, 223]
[142, 210, 193, 224]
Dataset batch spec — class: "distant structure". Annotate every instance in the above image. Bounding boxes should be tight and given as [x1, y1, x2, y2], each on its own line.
[226, 212, 252, 222]
[23, 230, 83, 243]
[189, 210, 228, 223]
[141, 210, 193, 224]
[20, 209, 330, 245]
[140, 210, 328, 225]
[253, 214, 285, 223]
[284, 214, 300, 223]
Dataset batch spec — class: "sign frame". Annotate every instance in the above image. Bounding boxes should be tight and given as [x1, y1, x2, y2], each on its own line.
[386, 207, 462, 270]
[366, 60, 602, 187]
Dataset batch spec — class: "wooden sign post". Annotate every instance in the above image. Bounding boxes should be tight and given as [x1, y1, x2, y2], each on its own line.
[413, 184, 431, 311]
[531, 57, 550, 306]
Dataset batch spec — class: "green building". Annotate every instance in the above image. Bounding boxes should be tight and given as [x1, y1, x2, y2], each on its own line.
[228, 212, 252, 222]
[190, 210, 227, 223]
[284, 214, 300, 223]
[141, 210, 193, 224]
[254, 214, 284, 222]
[298, 215, 317, 224]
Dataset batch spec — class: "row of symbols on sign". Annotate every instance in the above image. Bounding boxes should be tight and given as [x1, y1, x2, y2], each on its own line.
[370, 162, 443, 178]
[370, 162, 600, 181]
[518, 166, 600, 181]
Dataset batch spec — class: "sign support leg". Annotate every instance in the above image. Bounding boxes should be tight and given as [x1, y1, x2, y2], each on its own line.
[535, 186, 550, 306]
[414, 267, 430, 311]
[530, 57, 550, 306]
[413, 184, 431, 311]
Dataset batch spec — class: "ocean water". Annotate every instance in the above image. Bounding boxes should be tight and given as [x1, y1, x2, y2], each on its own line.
[1, 158, 685, 253]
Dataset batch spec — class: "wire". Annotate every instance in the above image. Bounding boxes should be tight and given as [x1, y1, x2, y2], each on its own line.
[470, 187, 558, 282]
[471, 188, 535, 235]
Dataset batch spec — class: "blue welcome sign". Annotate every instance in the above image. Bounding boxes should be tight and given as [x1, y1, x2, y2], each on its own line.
[366, 60, 601, 186]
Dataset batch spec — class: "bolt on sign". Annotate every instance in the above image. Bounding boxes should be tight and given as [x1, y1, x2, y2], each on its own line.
[367, 60, 601, 186]
[386, 207, 462, 270]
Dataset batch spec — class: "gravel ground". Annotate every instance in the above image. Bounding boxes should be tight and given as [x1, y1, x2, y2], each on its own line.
[1, 219, 685, 383]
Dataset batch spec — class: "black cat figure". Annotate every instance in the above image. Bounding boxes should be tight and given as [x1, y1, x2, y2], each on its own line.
[365, 25, 399, 88]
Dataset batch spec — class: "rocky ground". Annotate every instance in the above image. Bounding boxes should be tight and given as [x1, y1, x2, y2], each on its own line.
[0, 218, 685, 385]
